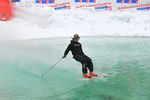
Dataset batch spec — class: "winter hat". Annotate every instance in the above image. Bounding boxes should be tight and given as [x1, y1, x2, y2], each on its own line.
[72, 34, 80, 39]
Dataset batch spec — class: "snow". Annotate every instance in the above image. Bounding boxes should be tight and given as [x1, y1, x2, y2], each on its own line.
[0, 1, 150, 40]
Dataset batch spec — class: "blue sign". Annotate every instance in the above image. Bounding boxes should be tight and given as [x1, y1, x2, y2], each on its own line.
[55, 6, 67, 10]
[82, 0, 87, 2]
[117, 0, 122, 3]
[95, 6, 107, 10]
[132, 0, 137, 3]
[12, 0, 20, 2]
[89, 0, 95, 3]
[42, 0, 47, 4]
[75, 0, 80, 2]
[117, 0, 138, 3]
[75, 0, 95, 3]
[49, 0, 54, 3]
[137, 7, 150, 10]
[124, 0, 129, 3]
[36, 0, 55, 4]
[36, 0, 40, 3]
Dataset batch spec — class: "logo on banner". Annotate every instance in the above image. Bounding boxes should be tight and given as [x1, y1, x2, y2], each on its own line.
[117, 0, 138, 3]
[12, 0, 20, 2]
[137, 7, 150, 10]
[36, 0, 55, 4]
[55, 5, 71, 10]
[75, 0, 96, 3]
[75, 2, 112, 10]
[95, 6, 112, 11]
[118, 3, 150, 10]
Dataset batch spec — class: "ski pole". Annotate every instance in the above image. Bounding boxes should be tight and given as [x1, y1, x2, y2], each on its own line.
[41, 57, 63, 77]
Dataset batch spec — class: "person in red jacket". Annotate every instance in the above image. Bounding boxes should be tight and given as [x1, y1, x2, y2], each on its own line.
[63, 34, 97, 78]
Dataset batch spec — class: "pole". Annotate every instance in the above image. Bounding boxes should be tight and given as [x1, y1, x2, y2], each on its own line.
[41, 57, 63, 77]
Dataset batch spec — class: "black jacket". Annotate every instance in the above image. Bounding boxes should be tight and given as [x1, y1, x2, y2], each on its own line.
[64, 40, 84, 57]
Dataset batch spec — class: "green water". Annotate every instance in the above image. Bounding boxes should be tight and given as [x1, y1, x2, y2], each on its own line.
[0, 37, 150, 100]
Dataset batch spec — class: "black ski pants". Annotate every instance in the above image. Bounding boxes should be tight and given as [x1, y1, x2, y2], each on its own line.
[73, 55, 93, 74]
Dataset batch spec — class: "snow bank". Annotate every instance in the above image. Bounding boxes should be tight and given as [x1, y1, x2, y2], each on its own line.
[0, 1, 150, 40]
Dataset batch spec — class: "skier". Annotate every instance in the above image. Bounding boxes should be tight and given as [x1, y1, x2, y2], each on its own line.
[62, 34, 97, 78]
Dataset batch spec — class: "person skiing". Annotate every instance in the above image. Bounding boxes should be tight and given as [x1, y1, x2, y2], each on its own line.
[62, 34, 97, 78]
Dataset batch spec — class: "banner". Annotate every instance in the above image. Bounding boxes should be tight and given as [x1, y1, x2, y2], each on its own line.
[17, 0, 150, 11]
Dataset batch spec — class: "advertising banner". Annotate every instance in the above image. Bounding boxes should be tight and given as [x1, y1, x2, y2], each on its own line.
[18, 0, 150, 11]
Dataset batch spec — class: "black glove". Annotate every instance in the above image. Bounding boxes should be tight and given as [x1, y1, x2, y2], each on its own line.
[62, 55, 66, 58]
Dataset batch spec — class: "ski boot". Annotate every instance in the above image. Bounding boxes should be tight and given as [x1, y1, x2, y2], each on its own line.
[90, 72, 98, 76]
[83, 73, 91, 78]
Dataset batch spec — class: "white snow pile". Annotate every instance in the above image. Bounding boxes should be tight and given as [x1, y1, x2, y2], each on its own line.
[0, 1, 150, 40]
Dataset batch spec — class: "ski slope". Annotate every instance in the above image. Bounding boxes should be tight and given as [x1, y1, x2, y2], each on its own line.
[0, 1, 150, 100]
